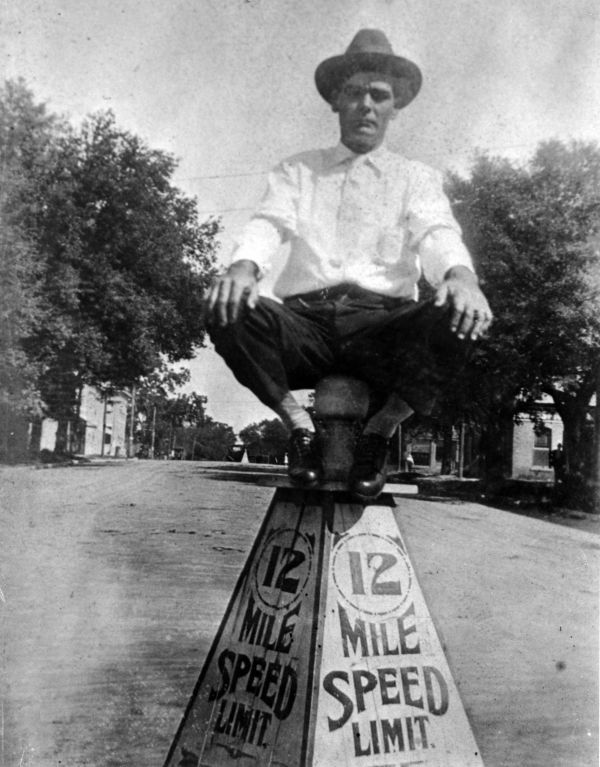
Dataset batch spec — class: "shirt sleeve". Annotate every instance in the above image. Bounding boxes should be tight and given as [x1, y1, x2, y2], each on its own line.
[418, 228, 474, 288]
[230, 159, 299, 277]
[406, 163, 474, 287]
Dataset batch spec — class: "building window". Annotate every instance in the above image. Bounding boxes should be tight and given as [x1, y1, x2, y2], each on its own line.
[532, 426, 551, 468]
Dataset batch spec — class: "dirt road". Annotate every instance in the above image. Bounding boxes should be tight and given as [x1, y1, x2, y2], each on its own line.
[0, 460, 597, 766]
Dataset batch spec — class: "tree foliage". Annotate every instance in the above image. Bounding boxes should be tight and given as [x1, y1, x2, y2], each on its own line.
[0, 80, 219, 438]
[0, 79, 57, 414]
[446, 139, 600, 490]
[180, 420, 237, 461]
[133, 371, 235, 460]
[239, 418, 288, 463]
[134, 367, 195, 455]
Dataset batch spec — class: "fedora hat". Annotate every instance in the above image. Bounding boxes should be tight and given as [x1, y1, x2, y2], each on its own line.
[315, 29, 422, 109]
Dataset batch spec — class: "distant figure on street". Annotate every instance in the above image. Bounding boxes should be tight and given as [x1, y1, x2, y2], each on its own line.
[205, 29, 492, 500]
[404, 449, 415, 474]
[550, 443, 566, 483]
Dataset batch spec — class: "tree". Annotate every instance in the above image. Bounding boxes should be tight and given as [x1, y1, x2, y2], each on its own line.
[447, 140, 600, 499]
[133, 368, 196, 456]
[0, 80, 220, 454]
[239, 418, 288, 463]
[0, 80, 57, 418]
[131, 373, 236, 461]
[182, 420, 236, 461]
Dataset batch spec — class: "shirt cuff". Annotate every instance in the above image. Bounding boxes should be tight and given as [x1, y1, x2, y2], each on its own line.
[419, 228, 475, 288]
[230, 217, 282, 278]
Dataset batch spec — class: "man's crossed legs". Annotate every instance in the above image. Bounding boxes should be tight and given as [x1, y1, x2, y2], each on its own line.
[209, 284, 464, 500]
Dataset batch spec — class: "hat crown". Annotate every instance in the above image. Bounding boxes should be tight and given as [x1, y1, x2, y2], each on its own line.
[345, 29, 394, 57]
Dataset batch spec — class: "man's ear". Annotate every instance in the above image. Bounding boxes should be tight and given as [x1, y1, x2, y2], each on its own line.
[330, 92, 340, 113]
[390, 108, 399, 120]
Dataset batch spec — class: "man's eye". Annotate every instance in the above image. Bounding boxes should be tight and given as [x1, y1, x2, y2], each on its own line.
[344, 86, 363, 99]
[370, 90, 392, 102]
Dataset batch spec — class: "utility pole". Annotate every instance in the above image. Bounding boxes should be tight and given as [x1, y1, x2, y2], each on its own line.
[397, 424, 403, 472]
[150, 404, 157, 459]
[458, 421, 466, 479]
[128, 384, 136, 458]
[100, 394, 108, 457]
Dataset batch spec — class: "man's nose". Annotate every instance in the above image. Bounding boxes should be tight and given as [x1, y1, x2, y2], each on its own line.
[357, 94, 375, 111]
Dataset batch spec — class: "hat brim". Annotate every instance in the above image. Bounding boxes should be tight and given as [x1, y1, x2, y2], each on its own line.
[315, 52, 422, 109]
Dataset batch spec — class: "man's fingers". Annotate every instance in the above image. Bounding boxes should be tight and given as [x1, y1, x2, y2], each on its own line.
[203, 281, 222, 324]
[449, 295, 467, 335]
[434, 282, 448, 308]
[203, 275, 231, 325]
[482, 310, 493, 334]
[216, 278, 231, 327]
[470, 306, 493, 339]
[247, 282, 259, 310]
[458, 307, 476, 339]
[444, 281, 493, 341]
[470, 312, 486, 340]
[203, 272, 260, 327]
[227, 280, 249, 324]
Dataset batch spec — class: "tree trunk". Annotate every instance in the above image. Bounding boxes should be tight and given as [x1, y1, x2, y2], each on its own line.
[458, 421, 466, 478]
[440, 420, 454, 475]
[550, 384, 596, 510]
[29, 418, 42, 456]
[480, 407, 514, 490]
[54, 419, 70, 455]
[560, 409, 588, 476]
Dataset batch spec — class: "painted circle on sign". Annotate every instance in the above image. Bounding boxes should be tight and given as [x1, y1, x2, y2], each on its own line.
[331, 532, 412, 617]
[252, 527, 313, 610]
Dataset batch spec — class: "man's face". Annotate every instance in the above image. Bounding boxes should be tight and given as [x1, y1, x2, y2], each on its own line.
[332, 71, 397, 154]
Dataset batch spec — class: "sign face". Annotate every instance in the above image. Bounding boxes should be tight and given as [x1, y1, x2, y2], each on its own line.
[311, 504, 484, 767]
[164, 492, 325, 767]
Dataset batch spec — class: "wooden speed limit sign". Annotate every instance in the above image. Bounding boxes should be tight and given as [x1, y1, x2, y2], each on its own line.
[163, 488, 484, 767]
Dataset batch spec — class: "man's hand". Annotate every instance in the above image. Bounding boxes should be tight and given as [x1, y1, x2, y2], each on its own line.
[204, 260, 260, 327]
[434, 266, 493, 341]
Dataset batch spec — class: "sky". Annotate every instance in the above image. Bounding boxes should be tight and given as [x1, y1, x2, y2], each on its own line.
[2, 0, 599, 432]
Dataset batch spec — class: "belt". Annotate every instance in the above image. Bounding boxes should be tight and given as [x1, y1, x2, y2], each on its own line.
[285, 283, 371, 303]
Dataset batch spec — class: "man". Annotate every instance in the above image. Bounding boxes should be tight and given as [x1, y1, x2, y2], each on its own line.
[205, 29, 492, 500]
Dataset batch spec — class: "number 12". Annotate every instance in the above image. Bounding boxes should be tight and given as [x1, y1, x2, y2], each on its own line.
[348, 551, 402, 595]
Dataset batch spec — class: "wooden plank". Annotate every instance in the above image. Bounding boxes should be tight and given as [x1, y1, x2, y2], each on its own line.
[199, 470, 418, 496]
[163, 488, 328, 767]
[310, 498, 484, 766]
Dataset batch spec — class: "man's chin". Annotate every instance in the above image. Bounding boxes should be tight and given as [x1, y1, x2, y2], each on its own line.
[345, 136, 378, 154]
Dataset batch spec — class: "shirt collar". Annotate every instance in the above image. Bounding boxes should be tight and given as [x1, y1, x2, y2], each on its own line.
[326, 142, 390, 172]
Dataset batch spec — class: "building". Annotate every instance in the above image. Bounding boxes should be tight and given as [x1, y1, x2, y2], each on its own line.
[510, 393, 596, 480]
[37, 386, 130, 457]
[80, 387, 129, 457]
[511, 408, 563, 480]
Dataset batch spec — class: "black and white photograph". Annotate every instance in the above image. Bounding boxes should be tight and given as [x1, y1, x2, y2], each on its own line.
[1, 1, 598, 765]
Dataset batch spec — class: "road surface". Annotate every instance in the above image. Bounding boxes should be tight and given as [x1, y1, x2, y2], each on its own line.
[0, 460, 597, 766]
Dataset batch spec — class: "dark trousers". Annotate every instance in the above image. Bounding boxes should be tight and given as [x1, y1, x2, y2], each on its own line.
[209, 285, 466, 416]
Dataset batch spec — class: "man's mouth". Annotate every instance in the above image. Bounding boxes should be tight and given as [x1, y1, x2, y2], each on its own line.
[355, 120, 377, 130]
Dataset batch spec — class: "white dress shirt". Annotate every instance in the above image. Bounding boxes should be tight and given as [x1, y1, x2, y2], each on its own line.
[231, 142, 473, 300]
